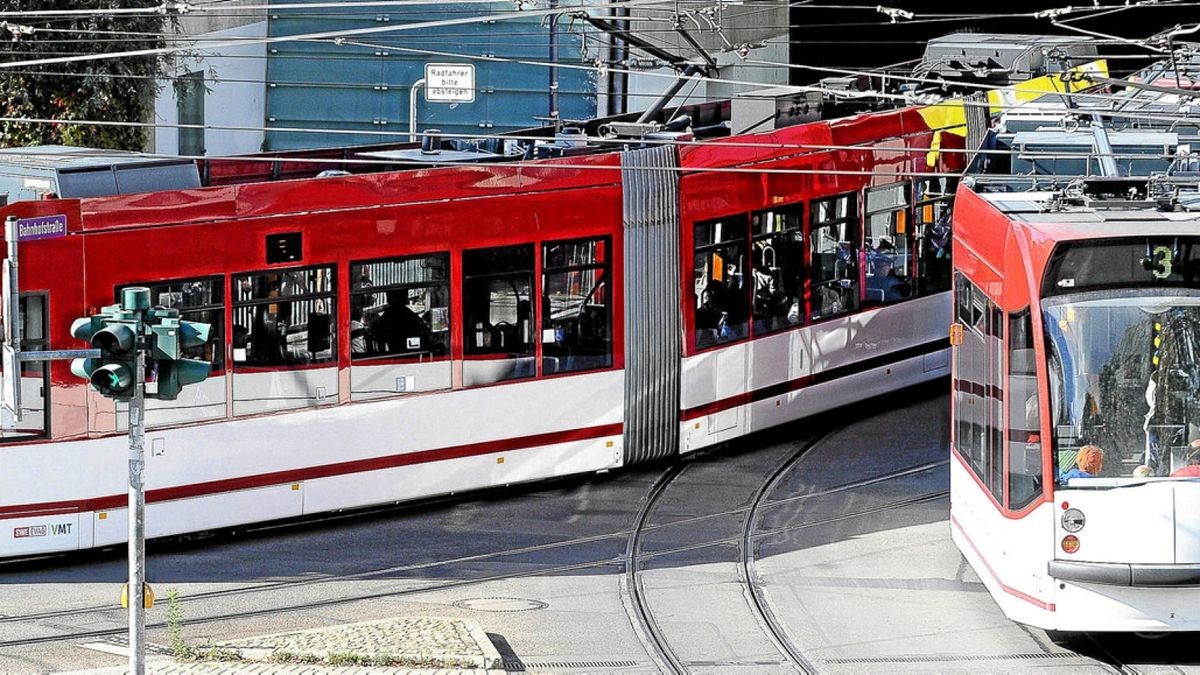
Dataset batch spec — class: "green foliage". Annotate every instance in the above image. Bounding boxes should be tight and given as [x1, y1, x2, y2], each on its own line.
[268, 650, 475, 668]
[165, 588, 189, 659]
[0, 1, 176, 150]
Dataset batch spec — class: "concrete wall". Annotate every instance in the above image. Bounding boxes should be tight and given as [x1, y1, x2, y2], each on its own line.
[153, 20, 269, 156]
[178, 0, 264, 36]
[626, 34, 788, 118]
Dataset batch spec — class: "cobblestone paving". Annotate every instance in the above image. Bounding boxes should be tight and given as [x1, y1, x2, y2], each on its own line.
[63, 657, 500, 674]
[65, 617, 504, 674]
[225, 617, 483, 662]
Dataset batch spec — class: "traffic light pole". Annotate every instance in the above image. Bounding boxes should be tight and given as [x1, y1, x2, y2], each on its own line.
[57, 285, 211, 674]
[128, 342, 147, 675]
[120, 288, 150, 675]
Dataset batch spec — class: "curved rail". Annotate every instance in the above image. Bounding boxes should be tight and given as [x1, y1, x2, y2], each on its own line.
[740, 430, 838, 675]
[622, 461, 690, 675]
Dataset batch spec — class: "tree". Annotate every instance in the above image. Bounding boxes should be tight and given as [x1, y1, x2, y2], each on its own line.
[0, 1, 176, 150]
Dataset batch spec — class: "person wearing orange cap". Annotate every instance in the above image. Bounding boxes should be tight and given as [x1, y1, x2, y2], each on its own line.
[1170, 440, 1200, 478]
[1061, 444, 1105, 481]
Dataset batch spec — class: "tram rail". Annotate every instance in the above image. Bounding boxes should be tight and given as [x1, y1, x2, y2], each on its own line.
[0, 456, 956, 653]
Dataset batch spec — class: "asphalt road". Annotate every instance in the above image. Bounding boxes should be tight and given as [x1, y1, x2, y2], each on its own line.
[2, 381, 1198, 674]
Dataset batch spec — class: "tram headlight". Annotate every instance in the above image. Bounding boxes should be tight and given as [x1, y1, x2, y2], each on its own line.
[1061, 535, 1081, 554]
[1061, 508, 1085, 533]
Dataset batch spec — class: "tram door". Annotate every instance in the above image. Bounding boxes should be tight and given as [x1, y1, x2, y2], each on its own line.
[0, 294, 49, 439]
[747, 203, 810, 431]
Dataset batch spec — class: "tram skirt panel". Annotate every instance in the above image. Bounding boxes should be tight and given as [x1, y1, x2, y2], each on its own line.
[620, 146, 683, 465]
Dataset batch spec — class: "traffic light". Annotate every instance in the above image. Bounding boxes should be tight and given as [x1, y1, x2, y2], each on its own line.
[70, 304, 139, 400]
[146, 309, 211, 401]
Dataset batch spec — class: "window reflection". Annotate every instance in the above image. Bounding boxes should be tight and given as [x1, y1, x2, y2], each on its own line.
[1044, 291, 1200, 482]
[810, 194, 859, 320]
[915, 177, 955, 296]
[350, 254, 449, 361]
[121, 278, 225, 371]
[232, 266, 336, 367]
[693, 216, 748, 349]
[462, 245, 535, 384]
[542, 237, 612, 374]
[750, 206, 803, 334]
[864, 183, 912, 306]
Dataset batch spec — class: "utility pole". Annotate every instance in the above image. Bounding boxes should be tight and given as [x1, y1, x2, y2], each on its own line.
[124, 288, 150, 675]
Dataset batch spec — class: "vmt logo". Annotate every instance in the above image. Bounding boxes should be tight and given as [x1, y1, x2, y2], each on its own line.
[13, 523, 72, 538]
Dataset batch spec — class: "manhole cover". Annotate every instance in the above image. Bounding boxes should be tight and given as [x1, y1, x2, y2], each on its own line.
[454, 597, 548, 612]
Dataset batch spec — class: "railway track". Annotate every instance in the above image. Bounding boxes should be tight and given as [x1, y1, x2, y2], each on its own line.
[617, 425, 952, 675]
[740, 431, 834, 675]
[0, 451, 953, 656]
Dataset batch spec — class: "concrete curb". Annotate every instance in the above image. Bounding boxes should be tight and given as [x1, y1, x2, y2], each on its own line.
[462, 619, 504, 670]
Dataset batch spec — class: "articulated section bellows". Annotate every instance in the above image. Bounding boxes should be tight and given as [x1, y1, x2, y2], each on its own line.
[620, 145, 683, 465]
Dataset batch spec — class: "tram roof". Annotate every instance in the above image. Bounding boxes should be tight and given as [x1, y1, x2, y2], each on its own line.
[974, 187, 1200, 241]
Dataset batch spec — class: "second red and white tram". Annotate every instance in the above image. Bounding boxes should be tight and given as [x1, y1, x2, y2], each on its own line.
[950, 177, 1200, 631]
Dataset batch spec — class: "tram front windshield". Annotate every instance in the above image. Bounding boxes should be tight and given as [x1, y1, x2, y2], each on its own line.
[1044, 290, 1200, 484]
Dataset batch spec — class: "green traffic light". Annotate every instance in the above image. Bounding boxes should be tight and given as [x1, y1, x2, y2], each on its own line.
[91, 363, 133, 395]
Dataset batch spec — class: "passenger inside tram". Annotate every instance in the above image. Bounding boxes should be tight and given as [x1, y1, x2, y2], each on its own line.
[752, 247, 791, 325]
[1060, 444, 1105, 480]
[369, 290, 432, 355]
[866, 257, 905, 303]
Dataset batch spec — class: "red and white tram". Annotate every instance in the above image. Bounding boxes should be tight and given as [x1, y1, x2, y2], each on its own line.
[0, 87, 980, 558]
[950, 177, 1200, 631]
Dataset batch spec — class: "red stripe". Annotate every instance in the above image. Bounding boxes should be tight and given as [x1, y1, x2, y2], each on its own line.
[681, 391, 757, 421]
[0, 422, 622, 519]
[681, 338, 949, 421]
[950, 513, 1056, 612]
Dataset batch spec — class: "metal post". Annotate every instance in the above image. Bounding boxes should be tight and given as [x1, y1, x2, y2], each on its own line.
[409, 78, 426, 143]
[548, 0, 559, 122]
[3, 216, 22, 422]
[124, 287, 149, 675]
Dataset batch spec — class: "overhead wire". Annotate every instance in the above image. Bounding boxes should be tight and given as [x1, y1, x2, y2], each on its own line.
[2, 106, 1193, 168]
[0, 0, 1195, 153]
[0, 0, 691, 70]
[0, 31, 1193, 136]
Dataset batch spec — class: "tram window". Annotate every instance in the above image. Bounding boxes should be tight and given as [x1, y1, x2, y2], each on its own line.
[119, 278, 225, 372]
[542, 237, 612, 374]
[863, 183, 912, 306]
[693, 215, 749, 349]
[463, 244, 534, 362]
[0, 294, 49, 440]
[750, 205, 804, 334]
[1007, 310, 1043, 510]
[810, 193, 859, 321]
[349, 254, 449, 361]
[987, 305, 1005, 498]
[953, 273, 1004, 502]
[232, 266, 336, 367]
[915, 177, 955, 295]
